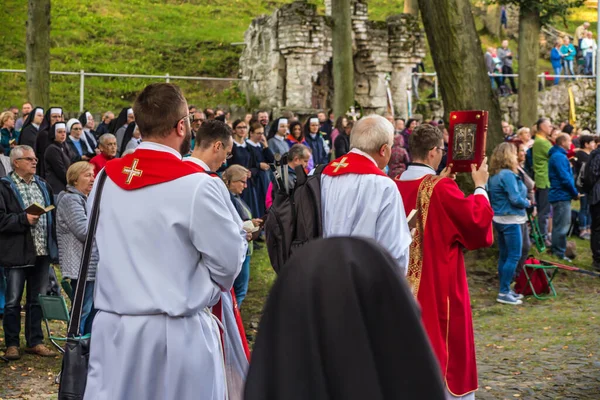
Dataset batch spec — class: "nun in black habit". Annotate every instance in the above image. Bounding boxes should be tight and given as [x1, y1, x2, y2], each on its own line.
[18, 107, 44, 148]
[78, 110, 99, 149]
[244, 237, 446, 400]
[44, 122, 73, 194]
[109, 107, 133, 155]
[35, 107, 63, 177]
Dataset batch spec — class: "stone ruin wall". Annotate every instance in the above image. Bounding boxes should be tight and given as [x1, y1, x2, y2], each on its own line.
[239, 0, 426, 118]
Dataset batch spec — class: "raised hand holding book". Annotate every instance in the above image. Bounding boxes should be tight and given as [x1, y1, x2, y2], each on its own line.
[24, 202, 55, 216]
[447, 110, 488, 173]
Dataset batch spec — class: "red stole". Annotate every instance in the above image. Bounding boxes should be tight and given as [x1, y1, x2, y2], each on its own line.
[322, 151, 387, 177]
[105, 149, 201, 190]
[395, 175, 494, 396]
[211, 289, 251, 361]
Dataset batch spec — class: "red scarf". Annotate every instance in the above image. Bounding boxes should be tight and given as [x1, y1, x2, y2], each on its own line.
[105, 149, 201, 190]
[322, 151, 387, 177]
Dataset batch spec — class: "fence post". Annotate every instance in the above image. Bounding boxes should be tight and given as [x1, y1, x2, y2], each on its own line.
[79, 70, 85, 112]
[434, 73, 439, 99]
[166, 73, 170, 83]
[539, 74, 545, 90]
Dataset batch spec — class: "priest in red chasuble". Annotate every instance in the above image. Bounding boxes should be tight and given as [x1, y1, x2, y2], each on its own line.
[395, 124, 494, 399]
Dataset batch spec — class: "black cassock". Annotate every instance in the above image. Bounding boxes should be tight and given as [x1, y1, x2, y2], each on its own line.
[245, 237, 446, 400]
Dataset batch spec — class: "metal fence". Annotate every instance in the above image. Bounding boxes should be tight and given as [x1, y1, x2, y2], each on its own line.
[0, 69, 248, 112]
[412, 72, 597, 99]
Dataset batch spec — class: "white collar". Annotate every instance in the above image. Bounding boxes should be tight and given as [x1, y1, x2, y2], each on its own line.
[246, 139, 261, 148]
[185, 156, 210, 171]
[234, 140, 247, 148]
[349, 148, 377, 167]
[137, 141, 183, 159]
[310, 133, 317, 138]
[32, 123, 39, 129]
[69, 135, 80, 142]
[398, 164, 437, 181]
[274, 135, 285, 141]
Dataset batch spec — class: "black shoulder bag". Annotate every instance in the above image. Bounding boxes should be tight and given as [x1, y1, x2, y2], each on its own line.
[58, 170, 108, 400]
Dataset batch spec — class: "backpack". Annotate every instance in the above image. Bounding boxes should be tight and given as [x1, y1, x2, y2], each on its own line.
[524, 147, 534, 179]
[581, 151, 600, 194]
[514, 257, 551, 296]
[264, 163, 327, 273]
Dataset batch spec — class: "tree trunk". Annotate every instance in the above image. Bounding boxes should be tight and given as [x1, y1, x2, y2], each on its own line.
[418, 0, 503, 155]
[26, 0, 51, 109]
[404, 0, 419, 15]
[517, 6, 540, 128]
[332, 0, 354, 118]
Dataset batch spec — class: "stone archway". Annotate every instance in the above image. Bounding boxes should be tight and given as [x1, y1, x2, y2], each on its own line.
[311, 61, 333, 111]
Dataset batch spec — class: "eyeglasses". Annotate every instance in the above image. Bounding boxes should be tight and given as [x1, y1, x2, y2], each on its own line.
[226, 152, 233, 160]
[236, 126, 248, 130]
[434, 146, 447, 155]
[16, 157, 38, 163]
[173, 114, 191, 128]
[71, 127, 82, 131]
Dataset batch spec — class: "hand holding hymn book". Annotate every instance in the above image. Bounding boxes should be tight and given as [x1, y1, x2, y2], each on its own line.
[24, 203, 55, 216]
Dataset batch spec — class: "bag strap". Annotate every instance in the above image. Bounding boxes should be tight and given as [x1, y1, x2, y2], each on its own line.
[67, 170, 108, 337]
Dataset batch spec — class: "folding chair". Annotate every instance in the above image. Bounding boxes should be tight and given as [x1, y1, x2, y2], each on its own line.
[521, 261, 558, 300]
[528, 213, 546, 253]
[39, 294, 90, 383]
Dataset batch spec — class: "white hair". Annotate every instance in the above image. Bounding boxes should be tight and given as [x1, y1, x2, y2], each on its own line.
[98, 133, 116, 146]
[349, 114, 394, 154]
[10, 145, 34, 167]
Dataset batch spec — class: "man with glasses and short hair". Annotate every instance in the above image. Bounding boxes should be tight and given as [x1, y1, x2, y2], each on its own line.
[84, 83, 246, 400]
[0, 145, 59, 360]
[187, 119, 234, 172]
[190, 111, 206, 149]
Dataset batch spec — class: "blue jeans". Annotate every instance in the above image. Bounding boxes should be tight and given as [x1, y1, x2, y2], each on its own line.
[553, 65, 562, 85]
[551, 201, 572, 258]
[233, 255, 251, 308]
[580, 195, 591, 230]
[563, 59, 575, 77]
[585, 53, 594, 75]
[536, 188, 551, 239]
[69, 279, 96, 335]
[0, 267, 5, 315]
[494, 222, 523, 294]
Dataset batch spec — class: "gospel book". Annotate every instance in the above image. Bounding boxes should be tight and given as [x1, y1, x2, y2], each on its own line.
[447, 110, 488, 173]
[24, 203, 55, 216]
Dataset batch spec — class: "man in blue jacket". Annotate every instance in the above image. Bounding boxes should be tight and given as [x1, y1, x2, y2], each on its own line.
[0, 145, 58, 360]
[548, 134, 580, 261]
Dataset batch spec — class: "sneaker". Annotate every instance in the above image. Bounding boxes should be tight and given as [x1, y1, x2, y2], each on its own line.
[509, 290, 524, 300]
[497, 292, 523, 305]
[559, 256, 573, 263]
[4, 346, 20, 360]
[24, 344, 58, 357]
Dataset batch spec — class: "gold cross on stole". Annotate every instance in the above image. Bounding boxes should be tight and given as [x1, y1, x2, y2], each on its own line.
[122, 159, 143, 184]
[332, 157, 349, 173]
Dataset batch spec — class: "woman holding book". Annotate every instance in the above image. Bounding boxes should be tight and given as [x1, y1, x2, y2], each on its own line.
[56, 161, 98, 334]
[0, 111, 19, 156]
[222, 164, 262, 307]
[488, 143, 531, 305]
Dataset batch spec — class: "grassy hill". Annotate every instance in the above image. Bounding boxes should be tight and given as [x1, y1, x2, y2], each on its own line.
[0, 0, 592, 113]
[0, 0, 404, 112]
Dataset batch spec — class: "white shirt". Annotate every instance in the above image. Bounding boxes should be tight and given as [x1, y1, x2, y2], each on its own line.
[320, 148, 411, 274]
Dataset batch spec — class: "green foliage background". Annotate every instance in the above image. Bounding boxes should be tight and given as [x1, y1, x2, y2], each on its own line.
[0, 0, 593, 113]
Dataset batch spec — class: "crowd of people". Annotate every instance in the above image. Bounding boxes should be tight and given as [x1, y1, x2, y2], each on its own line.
[0, 85, 598, 400]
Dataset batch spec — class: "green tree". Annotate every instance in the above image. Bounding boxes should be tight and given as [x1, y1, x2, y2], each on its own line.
[418, 0, 503, 153]
[26, 0, 51, 109]
[332, 0, 354, 118]
[495, 0, 584, 127]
